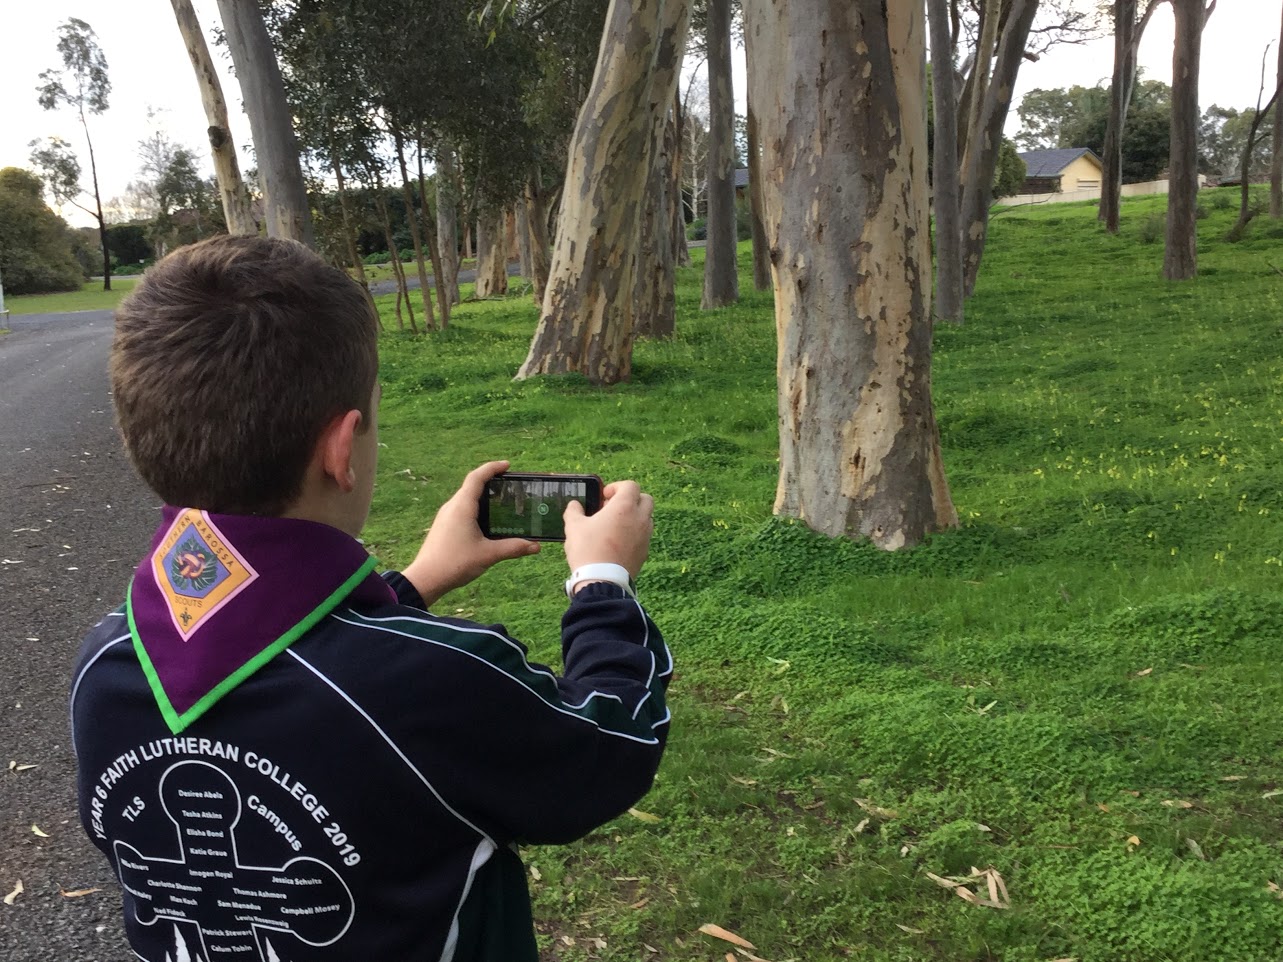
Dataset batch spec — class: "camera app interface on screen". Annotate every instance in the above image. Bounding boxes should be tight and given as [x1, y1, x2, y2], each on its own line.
[487, 478, 586, 539]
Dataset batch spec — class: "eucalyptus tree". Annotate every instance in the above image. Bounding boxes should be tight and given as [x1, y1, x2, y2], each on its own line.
[744, 0, 956, 548]
[1100, 0, 1168, 233]
[215, 0, 313, 245]
[700, 0, 737, 309]
[36, 17, 112, 289]
[169, 0, 255, 235]
[1275, 5, 1283, 219]
[517, 0, 691, 383]
[1163, 0, 1215, 281]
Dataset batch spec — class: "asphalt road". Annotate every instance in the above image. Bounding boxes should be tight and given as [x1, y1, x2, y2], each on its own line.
[0, 308, 146, 961]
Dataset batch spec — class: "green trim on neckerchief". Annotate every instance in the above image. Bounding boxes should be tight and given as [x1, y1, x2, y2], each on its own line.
[128, 556, 381, 734]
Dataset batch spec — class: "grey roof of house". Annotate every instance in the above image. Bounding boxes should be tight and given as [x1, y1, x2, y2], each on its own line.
[735, 168, 749, 188]
[1017, 147, 1103, 178]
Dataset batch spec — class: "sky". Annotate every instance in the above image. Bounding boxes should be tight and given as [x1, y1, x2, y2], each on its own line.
[2, 2, 1277, 228]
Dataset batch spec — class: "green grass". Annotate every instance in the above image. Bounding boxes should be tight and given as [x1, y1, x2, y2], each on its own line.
[7, 277, 139, 315]
[364, 186, 1283, 962]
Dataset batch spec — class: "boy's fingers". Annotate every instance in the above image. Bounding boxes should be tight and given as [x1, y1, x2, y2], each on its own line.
[459, 460, 511, 499]
[602, 480, 641, 504]
[564, 500, 586, 519]
[490, 538, 540, 561]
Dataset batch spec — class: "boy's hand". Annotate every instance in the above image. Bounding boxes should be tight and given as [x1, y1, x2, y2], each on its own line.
[402, 461, 539, 607]
[564, 480, 653, 580]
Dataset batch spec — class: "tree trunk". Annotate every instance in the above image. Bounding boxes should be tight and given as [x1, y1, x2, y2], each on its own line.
[929, 0, 963, 323]
[1100, 0, 1136, 233]
[332, 153, 377, 323]
[515, 196, 535, 282]
[1163, 0, 1206, 281]
[701, 0, 738, 309]
[1272, 2, 1283, 219]
[475, 213, 509, 297]
[959, 0, 1000, 178]
[523, 175, 551, 304]
[746, 0, 956, 548]
[670, 92, 691, 269]
[1228, 86, 1280, 240]
[463, 222, 474, 260]
[416, 142, 450, 328]
[517, 0, 691, 384]
[436, 143, 461, 303]
[215, 0, 313, 246]
[391, 129, 436, 328]
[960, 0, 1039, 297]
[372, 169, 414, 333]
[171, 0, 255, 236]
[742, 0, 770, 291]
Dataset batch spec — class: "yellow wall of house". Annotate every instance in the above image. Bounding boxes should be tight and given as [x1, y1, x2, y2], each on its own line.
[1059, 155, 1104, 191]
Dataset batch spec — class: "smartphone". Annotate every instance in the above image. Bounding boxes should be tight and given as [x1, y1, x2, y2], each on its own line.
[479, 473, 604, 541]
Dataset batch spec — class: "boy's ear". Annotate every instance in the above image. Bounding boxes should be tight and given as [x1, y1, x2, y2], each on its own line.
[317, 409, 363, 492]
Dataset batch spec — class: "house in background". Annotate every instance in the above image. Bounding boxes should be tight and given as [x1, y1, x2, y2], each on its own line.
[1016, 148, 1104, 195]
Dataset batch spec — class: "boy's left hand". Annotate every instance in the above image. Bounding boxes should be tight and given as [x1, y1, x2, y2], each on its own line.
[401, 461, 540, 607]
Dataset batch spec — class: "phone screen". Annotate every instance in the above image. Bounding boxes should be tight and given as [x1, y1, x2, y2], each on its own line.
[481, 474, 602, 541]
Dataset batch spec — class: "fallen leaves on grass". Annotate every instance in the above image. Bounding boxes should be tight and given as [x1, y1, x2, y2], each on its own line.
[1185, 838, 1206, 860]
[1268, 881, 1282, 899]
[1262, 789, 1283, 799]
[1126, 835, 1142, 851]
[699, 923, 756, 949]
[1135, 667, 1153, 677]
[1220, 775, 1247, 782]
[854, 798, 899, 819]
[1162, 799, 1194, 809]
[925, 867, 1011, 909]
[3, 880, 22, 906]
[59, 886, 101, 898]
[627, 808, 661, 823]
[730, 776, 757, 787]
[895, 923, 926, 934]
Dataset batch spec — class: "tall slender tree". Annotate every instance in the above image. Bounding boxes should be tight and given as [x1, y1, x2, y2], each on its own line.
[169, 0, 256, 236]
[1099, 0, 1166, 233]
[741, 0, 770, 292]
[701, 0, 738, 309]
[215, 0, 314, 245]
[36, 18, 112, 290]
[928, 0, 963, 323]
[1163, 0, 1214, 281]
[745, 0, 956, 548]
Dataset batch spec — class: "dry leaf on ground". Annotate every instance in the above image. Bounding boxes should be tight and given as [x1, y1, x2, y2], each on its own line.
[1220, 775, 1247, 782]
[3, 880, 22, 906]
[698, 923, 756, 949]
[895, 923, 925, 934]
[30, 825, 49, 838]
[1126, 835, 1142, 849]
[59, 886, 101, 898]
[627, 808, 661, 823]
[1135, 667, 1154, 677]
[1161, 800, 1194, 809]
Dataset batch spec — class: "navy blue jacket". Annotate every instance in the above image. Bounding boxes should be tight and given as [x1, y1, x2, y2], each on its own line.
[72, 573, 670, 962]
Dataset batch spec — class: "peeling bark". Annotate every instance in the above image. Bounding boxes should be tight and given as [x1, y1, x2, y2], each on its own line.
[746, 0, 956, 548]
[1163, 0, 1206, 280]
[670, 91, 691, 269]
[517, 0, 691, 384]
[171, 0, 255, 236]
[743, 0, 770, 292]
[1272, 3, 1283, 219]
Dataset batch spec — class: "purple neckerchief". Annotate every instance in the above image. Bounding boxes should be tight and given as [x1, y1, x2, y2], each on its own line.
[127, 506, 396, 734]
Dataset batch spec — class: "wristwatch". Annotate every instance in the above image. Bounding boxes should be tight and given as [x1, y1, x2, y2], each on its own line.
[565, 563, 636, 599]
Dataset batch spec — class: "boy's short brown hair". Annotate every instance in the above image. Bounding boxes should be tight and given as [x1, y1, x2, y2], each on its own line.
[111, 235, 379, 516]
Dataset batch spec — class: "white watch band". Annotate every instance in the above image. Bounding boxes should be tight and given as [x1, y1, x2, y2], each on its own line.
[565, 563, 635, 599]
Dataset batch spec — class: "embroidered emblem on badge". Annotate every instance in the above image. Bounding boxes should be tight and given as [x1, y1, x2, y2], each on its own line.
[151, 510, 258, 641]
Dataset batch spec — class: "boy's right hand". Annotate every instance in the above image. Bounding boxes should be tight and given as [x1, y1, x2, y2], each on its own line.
[564, 480, 653, 579]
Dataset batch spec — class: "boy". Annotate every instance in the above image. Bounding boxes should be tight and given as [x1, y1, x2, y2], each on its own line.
[71, 235, 669, 962]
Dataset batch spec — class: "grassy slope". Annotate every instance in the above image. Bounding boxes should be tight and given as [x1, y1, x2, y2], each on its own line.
[366, 187, 1283, 962]
[6, 277, 139, 316]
